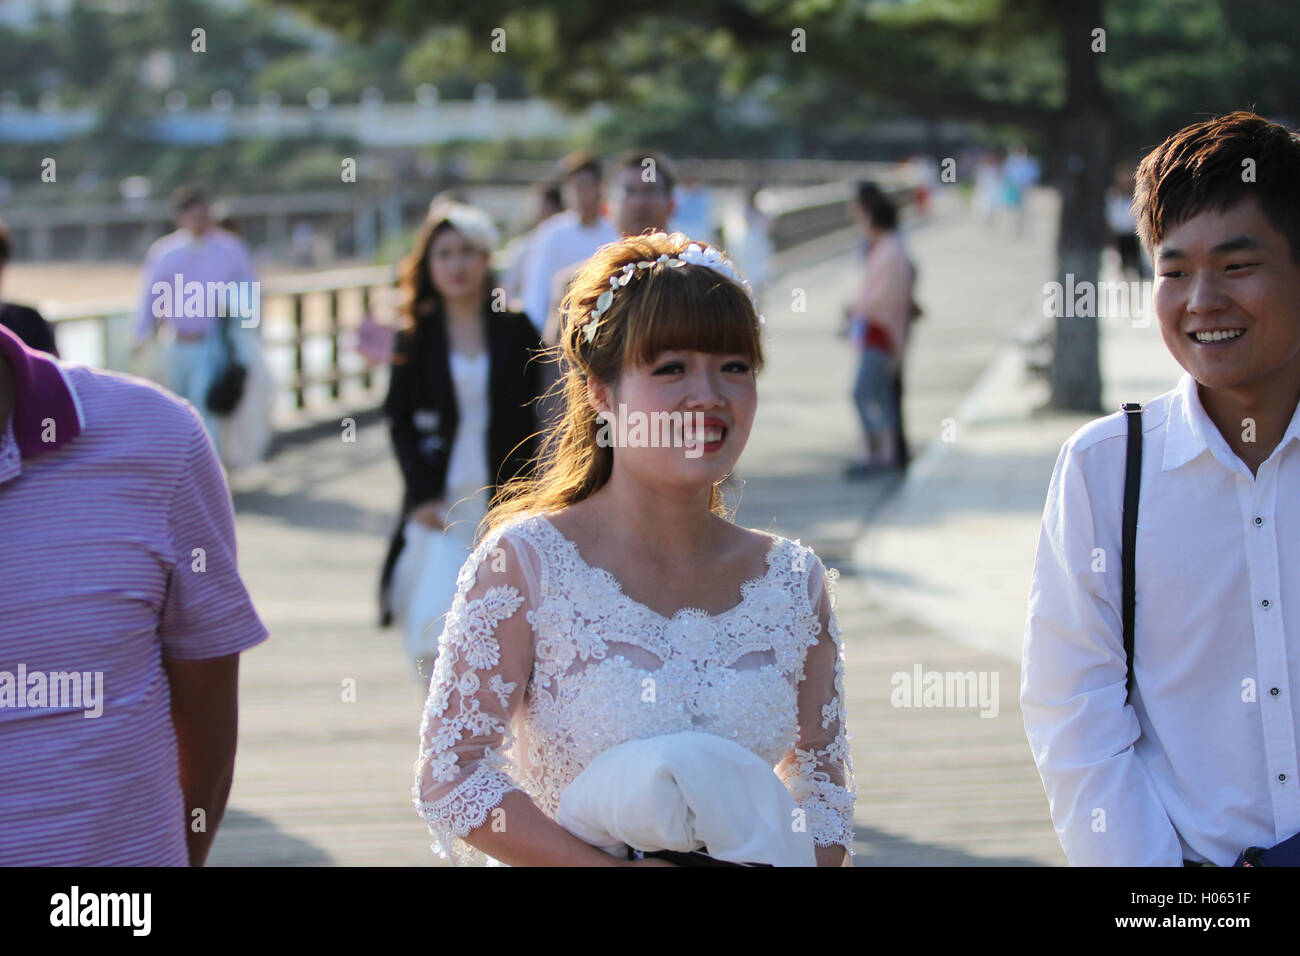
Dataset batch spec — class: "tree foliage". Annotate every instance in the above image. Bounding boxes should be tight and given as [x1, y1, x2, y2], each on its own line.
[278, 0, 1300, 407]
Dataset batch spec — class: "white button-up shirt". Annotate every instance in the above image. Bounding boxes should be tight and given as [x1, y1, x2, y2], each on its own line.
[1022, 373, 1300, 866]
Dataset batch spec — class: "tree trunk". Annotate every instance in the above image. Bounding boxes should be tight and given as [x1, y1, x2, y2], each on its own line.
[1049, 0, 1110, 413]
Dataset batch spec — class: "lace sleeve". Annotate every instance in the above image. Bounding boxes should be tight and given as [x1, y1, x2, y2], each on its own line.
[776, 556, 856, 864]
[413, 532, 535, 866]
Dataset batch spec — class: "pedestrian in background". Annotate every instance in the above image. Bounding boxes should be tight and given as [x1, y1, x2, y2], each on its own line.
[379, 203, 543, 682]
[725, 183, 774, 302]
[844, 186, 914, 477]
[132, 186, 260, 449]
[521, 152, 618, 341]
[540, 147, 681, 349]
[0, 218, 57, 356]
[1001, 144, 1040, 237]
[671, 174, 716, 245]
[533, 149, 681, 434]
[503, 181, 564, 310]
[973, 150, 1004, 227]
[1106, 160, 1148, 280]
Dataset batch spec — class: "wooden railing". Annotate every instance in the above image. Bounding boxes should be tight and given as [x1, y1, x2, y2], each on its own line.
[261, 265, 396, 409]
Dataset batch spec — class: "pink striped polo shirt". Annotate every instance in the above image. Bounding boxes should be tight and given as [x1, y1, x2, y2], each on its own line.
[0, 324, 268, 865]
[133, 227, 258, 344]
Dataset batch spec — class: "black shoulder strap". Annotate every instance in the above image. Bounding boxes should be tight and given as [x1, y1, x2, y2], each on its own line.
[1121, 402, 1143, 702]
[219, 311, 235, 355]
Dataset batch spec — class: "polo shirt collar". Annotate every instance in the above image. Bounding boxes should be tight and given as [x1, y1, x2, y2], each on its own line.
[1162, 370, 1300, 473]
[0, 323, 83, 458]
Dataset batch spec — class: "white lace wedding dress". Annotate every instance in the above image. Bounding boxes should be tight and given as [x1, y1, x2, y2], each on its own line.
[412, 511, 856, 866]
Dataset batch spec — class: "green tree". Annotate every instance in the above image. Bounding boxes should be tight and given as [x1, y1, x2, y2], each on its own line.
[278, 0, 1300, 411]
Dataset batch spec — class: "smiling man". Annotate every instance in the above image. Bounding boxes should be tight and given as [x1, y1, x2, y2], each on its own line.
[1022, 112, 1300, 866]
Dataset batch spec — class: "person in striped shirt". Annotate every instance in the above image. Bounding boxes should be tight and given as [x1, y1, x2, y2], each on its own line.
[131, 186, 259, 445]
[0, 323, 268, 865]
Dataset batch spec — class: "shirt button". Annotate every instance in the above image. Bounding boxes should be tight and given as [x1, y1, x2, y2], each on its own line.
[1272, 687, 1281, 697]
[1280, 774, 1288, 783]
[1262, 599, 1272, 609]
[1254, 516, 1264, 526]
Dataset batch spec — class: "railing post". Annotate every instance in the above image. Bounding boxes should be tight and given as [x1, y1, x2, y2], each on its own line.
[360, 285, 372, 391]
[328, 288, 341, 401]
[293, 293, 306, 410]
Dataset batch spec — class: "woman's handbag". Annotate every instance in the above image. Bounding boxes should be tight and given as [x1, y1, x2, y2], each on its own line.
[391, 519, 469, 661]
[206, 316, 248, 415]
[216, 335, 273, 469]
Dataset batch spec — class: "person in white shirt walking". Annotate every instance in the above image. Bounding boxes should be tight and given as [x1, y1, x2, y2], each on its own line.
[520, 152, 619, 339]
[502, 182, 564, 309]
[1023, 111, 1300, 866]
[532, 150, 679, 434]
[540, 148, 680, 348]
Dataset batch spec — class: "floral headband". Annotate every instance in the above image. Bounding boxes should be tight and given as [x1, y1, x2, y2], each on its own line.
[578, 241, 765, 345]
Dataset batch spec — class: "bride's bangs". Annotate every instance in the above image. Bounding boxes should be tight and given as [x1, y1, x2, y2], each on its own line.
[623, 265, 764, 371]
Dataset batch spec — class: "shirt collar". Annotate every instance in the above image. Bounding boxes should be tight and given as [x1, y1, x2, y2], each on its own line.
[1163, 371, 1300, 473]
[0, 418, 20, 485]
[0, 323, 84, 458]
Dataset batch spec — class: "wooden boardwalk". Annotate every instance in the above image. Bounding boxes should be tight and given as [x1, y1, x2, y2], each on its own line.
[209, 194, 1065, 866]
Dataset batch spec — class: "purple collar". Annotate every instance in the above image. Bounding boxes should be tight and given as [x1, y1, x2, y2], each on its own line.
[0, 323, 83, 457]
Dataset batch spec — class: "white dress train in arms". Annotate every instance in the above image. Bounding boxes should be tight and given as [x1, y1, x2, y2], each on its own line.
[412, 512, 856, 865]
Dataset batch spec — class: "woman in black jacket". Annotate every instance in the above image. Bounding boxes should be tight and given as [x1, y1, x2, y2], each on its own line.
[379, 204, 545, 674]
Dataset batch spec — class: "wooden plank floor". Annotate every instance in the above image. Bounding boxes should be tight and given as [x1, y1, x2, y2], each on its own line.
[209, 196, 1065, 866]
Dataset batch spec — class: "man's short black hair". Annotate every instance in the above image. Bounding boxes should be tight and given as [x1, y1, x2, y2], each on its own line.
[855, 180, 886, 209]
[1134, 110, 1300, 262]
[613, 148, 677, 195]
[557, 150, 602, 183]
[171, 185, 208, 215]
[859, 186, 898, 231]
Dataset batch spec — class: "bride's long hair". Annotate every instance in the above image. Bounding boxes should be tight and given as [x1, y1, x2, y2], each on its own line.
[481, 231, 765, 540]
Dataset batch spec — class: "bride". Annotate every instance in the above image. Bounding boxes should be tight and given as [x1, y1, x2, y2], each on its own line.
[413, 231, 854, 866]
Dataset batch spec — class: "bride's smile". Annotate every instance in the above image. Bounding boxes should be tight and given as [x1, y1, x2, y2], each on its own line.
[588, 347, 757, 488]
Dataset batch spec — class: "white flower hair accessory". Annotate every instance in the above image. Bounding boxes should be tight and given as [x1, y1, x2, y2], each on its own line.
[579, 240, 765, 345]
